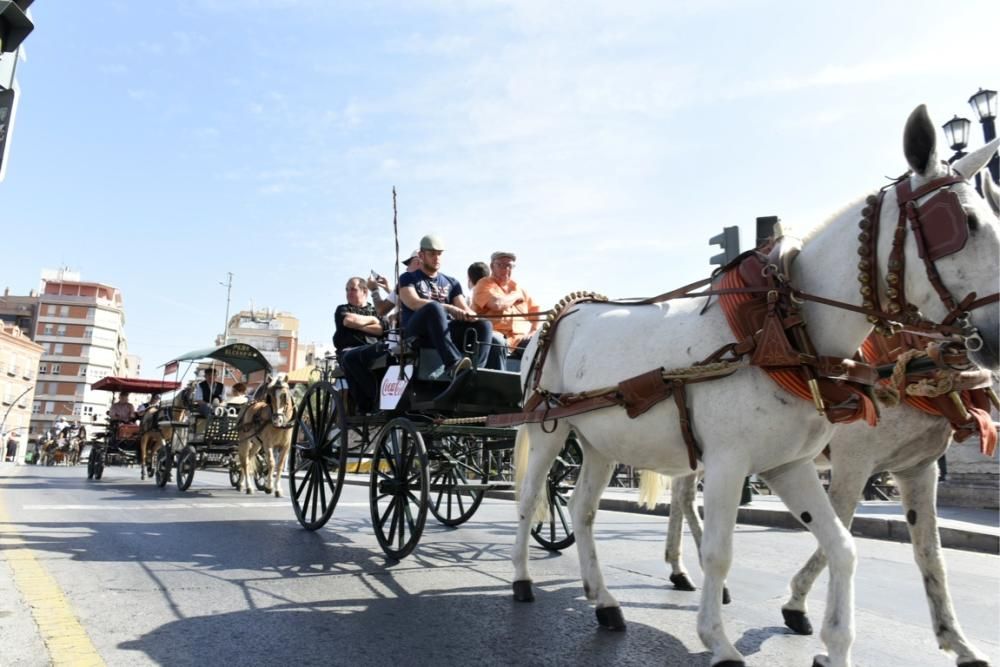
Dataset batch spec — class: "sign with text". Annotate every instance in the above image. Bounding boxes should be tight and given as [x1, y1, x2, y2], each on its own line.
[379, 364, 412, 411]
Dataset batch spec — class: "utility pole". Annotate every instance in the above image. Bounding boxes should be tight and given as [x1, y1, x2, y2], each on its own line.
[220, 272, 233, 345]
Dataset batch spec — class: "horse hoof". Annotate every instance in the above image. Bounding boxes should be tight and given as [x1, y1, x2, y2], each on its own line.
[782, 608, 813, 635]
[722, 586, 732, 605]
[711, 661, 745, 666]
[811, 657, 830, 667]
[595, 606, 626, 631]
[245, 489, 253, 495]
[958, 661, 990, 667]
[274, 490, 282, 498]
[669, 572, 696, 591]
[512, 580, 534, 602]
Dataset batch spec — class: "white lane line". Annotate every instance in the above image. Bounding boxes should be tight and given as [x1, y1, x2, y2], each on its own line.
[23, 501, 373, 511]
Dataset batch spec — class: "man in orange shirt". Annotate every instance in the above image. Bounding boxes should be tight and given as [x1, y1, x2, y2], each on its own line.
[471, 251, 541, 358]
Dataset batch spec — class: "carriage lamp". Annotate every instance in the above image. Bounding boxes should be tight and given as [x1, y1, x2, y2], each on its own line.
[968, 88, 998, 124]
[942, 115, 970, 153]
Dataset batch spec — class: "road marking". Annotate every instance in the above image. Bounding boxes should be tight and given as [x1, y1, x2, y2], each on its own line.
[23, 501, 372, 511]
[0, 496, 105, 666]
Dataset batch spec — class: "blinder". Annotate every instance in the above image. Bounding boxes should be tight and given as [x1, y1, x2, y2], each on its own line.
[912, 189, 968, 261]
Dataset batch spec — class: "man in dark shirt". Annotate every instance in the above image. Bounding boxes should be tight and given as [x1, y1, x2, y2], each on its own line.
[194, 368, 224, 417]
[334, 277, 387, 413]
[399, 234, 501, 375]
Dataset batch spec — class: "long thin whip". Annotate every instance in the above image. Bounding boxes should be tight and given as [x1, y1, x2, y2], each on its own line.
[392, 187, 400, 288]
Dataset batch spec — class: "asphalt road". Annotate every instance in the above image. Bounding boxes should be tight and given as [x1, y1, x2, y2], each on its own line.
[1, 463, 997, 667]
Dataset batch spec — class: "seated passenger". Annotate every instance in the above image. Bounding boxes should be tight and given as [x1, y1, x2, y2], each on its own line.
[136, 393, 161, 419]
[472, 250, 541, 359]
[369, 250, 422, 321]
[335, 277, 388, 413]
[193, 368, 224, 417]
[109, 393, 137, 423]
[227, 382, 249, 405]
[399, 234, 502, 375]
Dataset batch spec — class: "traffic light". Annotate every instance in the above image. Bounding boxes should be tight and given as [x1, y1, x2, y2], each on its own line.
[0, 0, 33, 54]
[709, 226, 740, 267]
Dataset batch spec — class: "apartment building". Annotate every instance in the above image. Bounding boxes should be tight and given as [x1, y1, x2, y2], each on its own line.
[30, 270, 131, 433]
[219, 309, 299, 376]
[0, 323, 43, 462]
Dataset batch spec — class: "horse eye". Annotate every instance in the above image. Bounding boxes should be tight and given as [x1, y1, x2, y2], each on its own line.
[966, 213, 980, 232]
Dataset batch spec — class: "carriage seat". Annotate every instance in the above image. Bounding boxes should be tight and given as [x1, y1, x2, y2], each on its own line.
[116, 423, 140, 440]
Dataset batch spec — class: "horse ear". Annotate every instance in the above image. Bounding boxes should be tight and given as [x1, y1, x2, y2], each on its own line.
[952, 138, 1000, 181]
[903, 104, 938, 176]
[983, 170, 1000, 217]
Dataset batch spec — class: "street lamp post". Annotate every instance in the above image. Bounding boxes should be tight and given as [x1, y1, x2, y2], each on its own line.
[941, 114, 971, 164]
[220, 272, 233, 345]
[968, 87, 998, 184]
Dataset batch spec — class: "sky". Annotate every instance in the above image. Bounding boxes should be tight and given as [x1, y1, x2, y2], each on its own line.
[1, 0, 998, 374]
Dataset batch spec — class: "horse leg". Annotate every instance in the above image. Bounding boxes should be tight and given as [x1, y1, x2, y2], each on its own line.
[263, 441, 276, 494]
[894, 461, 990, 667]
[763, 459, 856, 667]
[139, 435, 147, 480]
[665, 473, 697, 591]
[511, 423, 569, 604]
[783, 459, 869, 636]
[696, 460, 746, 665]
[272, 438, 291, 498]
[239, 440, 253, 495]
[569, 438, 622, 629]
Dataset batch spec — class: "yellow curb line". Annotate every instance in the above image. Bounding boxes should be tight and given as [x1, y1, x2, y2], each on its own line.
[0, 480, 106, 667]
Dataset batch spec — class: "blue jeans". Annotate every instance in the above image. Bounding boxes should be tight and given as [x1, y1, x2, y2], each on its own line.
[404, 302, 501, 369]
[338, 344, 387, 413]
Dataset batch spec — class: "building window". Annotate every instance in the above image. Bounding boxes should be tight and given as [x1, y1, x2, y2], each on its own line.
[43, 323, 53, 334]
[82, 405, 95, 416]
[56, 324, 67, 335]
[54, 343, 64, 354]
[44, 401, 54, 414]
[47, 304, 57, 315]
[60, 305, 69, 316]
[32, 401, 40, 414]
[51, 364, 62, 375]
[38, 363, 48, 374]
[279, 341, 289, 350]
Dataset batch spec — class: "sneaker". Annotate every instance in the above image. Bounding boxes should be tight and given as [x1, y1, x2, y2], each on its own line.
[447, 356, 473, 379]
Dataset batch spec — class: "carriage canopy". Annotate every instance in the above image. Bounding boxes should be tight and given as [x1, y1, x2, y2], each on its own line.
[91, 377, 182, 394]
[163, 342, 273, 377]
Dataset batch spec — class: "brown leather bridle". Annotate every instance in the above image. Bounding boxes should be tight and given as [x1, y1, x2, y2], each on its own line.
[858, 170, 1000, 350]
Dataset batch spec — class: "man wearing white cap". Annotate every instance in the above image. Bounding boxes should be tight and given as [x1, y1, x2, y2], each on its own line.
[398, 234, 501, 376]
[472, 250, 541, 357]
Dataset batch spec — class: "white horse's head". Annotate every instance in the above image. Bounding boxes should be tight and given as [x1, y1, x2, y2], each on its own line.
[264, 374, 293, 427]
[894, 105, 1000, 369]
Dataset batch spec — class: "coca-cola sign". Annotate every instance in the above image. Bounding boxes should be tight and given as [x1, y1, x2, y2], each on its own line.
[379, 364, 412, 410]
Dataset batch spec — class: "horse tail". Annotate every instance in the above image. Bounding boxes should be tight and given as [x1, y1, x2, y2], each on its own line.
[513, 425, 553, 524]
[638, 470, 670, 509]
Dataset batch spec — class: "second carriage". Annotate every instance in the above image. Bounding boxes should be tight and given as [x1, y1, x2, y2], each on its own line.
[154, 343, 278, 492]
[290, 340, 581, 560]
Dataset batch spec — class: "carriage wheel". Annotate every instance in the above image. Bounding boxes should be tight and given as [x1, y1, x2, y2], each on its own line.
[253, 451, 272, 492]
[427, 434, 486, 527]
[370, 418, 429, 560]
[154, 447, 171, 488]
[94, 457, 104, 480]
[228, 459, 243, 489]
[289, 382, 347, 530]
[176, 446, 197, 491]
[530, 436, 582, 551]
[87, 455, 96, 480]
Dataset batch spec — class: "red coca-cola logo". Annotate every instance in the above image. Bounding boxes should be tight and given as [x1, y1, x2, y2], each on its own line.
[382, 380, 406, 396]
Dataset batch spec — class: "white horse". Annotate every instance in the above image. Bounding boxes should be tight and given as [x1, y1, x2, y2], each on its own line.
[511, 105, 1000, 667]
[236, 376, 295, 496]
[656, 391, 994, 666]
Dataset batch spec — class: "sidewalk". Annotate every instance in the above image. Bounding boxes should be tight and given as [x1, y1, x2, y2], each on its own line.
[350, 475, 1000, 555]
[595, 487, 1000, 555]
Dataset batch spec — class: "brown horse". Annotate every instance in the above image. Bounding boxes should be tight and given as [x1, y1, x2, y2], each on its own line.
[138, 394, 188, 480]
[236, 376, 295, 496]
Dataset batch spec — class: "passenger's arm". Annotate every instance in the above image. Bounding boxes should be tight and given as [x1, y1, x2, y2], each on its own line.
[342, 312, 384, 336]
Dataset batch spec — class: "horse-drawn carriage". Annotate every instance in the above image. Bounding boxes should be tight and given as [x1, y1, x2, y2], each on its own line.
[89, 376, 182, 480]
[154, 343, 280, 492]
[290, 337, 581, 560]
